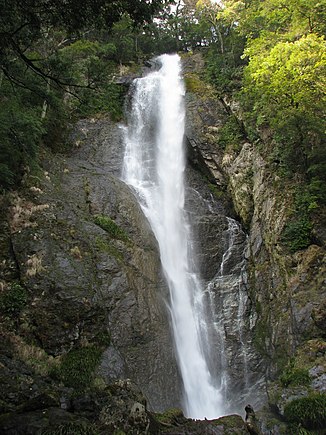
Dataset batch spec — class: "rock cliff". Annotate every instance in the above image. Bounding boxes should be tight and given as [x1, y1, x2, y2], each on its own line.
[0, 52, 325, 434]
[183, 52, 326, 432]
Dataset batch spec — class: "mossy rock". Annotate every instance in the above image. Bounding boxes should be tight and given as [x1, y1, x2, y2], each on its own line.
[154, 407, 186, 425]
[280, 368, 311, 388]
[0, 282, 28, 315]
[54, 346, 102, 390]
[184, 73, 211, 97]
[156, 413, 249, 434]
[94, 215, 129, 243]
[39, 420, 98, 435]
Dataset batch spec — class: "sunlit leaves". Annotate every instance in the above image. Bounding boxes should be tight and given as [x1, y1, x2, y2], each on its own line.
[244, 34, 326, 123]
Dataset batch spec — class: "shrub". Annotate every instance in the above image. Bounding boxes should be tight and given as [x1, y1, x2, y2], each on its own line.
[281, 187, 317, 252]
[0, 283, 28, 315]
[284, 393, 326, 430]
[280, 368, 311, 388]
[217, 115, 244, 151]
[282, 218, 313, 253]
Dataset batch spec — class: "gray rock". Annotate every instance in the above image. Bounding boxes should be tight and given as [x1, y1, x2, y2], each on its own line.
[10, 116, 181, 411]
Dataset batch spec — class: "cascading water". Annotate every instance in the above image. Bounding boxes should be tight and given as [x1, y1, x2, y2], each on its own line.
[122, 54, 224, 419]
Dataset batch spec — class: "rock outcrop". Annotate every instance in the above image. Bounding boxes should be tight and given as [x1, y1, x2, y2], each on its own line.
[0, 116, 182, 430]
[182, 52, 326, 432]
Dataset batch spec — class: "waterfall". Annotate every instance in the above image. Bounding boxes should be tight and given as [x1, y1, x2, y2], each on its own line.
[122, 54, 224, 419]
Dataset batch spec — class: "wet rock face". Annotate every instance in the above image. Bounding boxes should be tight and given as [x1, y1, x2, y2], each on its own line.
[183, 80, 268, 412]
[182, 53, 326, 433]
[8, 117, 180, 412]
[184, 166, 231, 280]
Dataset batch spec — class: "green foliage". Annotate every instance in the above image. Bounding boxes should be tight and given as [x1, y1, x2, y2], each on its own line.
[75, 83, 124, 120]
[281, 187, 318, 252]
[184, 73, 208, 95]
[217, 115, 244, 151]
[205, 38, 246, 96]
[0, 81, 45, 188]
[40, 421, 98, 435]
[242, 34, 325, 162]
[202, 0, 326, 197]
[94, 330, 111, 347]
[94, 215, 129, 242]
[280, 368, 311, 388]
[236, 0, 326, 185]
[282, 218, 313, 253]
[284, 393, 326, 430]
[0, 283, 28, 315]
[0, 1, 169, 190]
[55, 346, 102, 390]
[58, 37, 125, 120]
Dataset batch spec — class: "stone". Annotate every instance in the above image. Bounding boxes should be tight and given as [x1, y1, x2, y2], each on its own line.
[7, 116, 181, 412]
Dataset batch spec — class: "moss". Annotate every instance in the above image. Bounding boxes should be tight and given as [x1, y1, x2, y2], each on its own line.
[154, 408, 184, 425]
[54, 346, 102, 390]
[284, 393, 326, 430]
[184, 73, 210, 97]
[0, 282, 28, 315]
[280, 367, 311, 388]
[208, 183, 225, 200]
[95, 236, 123, 261]
[94, 214, 129, 242]
[94, 330, 111, 347]
[252, 313, 270, 357]
[40, 421, 98, 435]
[214, 414, 247, 430]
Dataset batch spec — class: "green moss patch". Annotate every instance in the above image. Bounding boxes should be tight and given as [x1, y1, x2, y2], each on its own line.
[184, 73, 210, 97]
[94, 215, 129, 242]
[280, 368, 311, 388]
[55, 346, 102, 390]
[0, 283, 28, 315]
[95, 236, 123, 261]
[40, 421, 98, 435]
[154, 408, 184, 425]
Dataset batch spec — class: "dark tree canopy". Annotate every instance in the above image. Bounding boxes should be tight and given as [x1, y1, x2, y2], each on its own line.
[0, 0, 168, 81]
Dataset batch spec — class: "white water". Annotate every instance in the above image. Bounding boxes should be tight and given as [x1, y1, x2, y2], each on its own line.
[122, 54, 224, 419]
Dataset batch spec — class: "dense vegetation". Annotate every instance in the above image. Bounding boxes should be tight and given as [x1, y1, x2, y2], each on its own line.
[1, 0, 325, 251]
[178, 0, 325, 251]
[0, 0, 171, 188]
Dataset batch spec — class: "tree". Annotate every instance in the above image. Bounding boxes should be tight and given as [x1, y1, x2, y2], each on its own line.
[0, 0, 169, 90]
[242, 34, 326, 169]
[0, 0, 171, 188]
